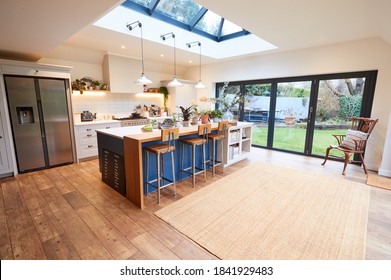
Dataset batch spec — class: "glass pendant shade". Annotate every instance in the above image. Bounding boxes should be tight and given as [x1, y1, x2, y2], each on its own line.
[167, 77, 183, 87]
[194, 80, 206, 89]
[135, 73, 152, 85]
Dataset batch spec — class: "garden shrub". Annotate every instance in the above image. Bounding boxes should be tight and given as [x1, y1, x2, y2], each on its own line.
[339, 95, 362, 120]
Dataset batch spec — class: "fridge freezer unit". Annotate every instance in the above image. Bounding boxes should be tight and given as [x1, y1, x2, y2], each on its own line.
[4, 75, 74, 173]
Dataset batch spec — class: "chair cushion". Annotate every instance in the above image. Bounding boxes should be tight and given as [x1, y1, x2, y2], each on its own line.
[340, 129, 368, 150]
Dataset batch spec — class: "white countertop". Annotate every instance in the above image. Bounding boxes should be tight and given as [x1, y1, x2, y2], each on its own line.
[95, 121, 252, 140]
[96, 125, 159, 139]
[147, 116, 171, 121]
[74, 120, 121, 126]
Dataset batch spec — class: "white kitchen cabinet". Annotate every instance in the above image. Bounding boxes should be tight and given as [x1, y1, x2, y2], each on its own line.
[75, 121, 121, 162]
[224, 122, 253, 167]
[0, 111, 12, 176]
[103, 54, 144, 93]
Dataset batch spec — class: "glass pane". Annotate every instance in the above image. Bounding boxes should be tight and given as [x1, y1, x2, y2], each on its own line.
[128, 0, 150, 8]
[156, 0, 202, 25]
[312, 77, 365, 156]
[221, 19, 243, 36]
[195, 10, 221, 36]
[244, 84, 271, 147]
[273, 81, 311, 152]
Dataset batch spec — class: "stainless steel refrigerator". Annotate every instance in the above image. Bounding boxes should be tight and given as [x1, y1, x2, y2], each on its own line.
[4, 75, 73, 173]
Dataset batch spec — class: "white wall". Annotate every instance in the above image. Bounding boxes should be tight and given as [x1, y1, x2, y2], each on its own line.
[184, 37, 391, 171]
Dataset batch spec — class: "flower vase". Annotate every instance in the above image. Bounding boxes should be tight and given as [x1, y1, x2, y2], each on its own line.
[222, 109, 234, 122]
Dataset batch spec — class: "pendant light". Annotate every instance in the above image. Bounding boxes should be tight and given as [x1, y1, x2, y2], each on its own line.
[126, 21, 152, 85]
[187, 41, 206, 89]
[161, 32, 183, 87]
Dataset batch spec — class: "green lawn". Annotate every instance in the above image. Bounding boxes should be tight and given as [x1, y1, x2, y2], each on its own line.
[252, 126, 346, 156]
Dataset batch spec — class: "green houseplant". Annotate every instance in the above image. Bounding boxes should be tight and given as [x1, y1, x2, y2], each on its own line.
[210, 109, 222, 122]
[159, 86, 169, 113]
[178, 105, 195, 127]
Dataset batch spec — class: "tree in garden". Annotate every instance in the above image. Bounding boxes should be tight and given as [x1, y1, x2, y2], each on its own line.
[323, 78, 364, 97]
[322, 78, 364, 121]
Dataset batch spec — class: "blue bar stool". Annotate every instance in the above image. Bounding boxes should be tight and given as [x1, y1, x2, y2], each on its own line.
[180, 123, 211, 187]
[208, 121, 229, 176]
[145, 127, 179, 204]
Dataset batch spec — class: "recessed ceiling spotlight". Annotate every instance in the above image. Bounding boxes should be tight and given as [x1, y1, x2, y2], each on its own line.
[121, 45, 125, 49]
[189, 60, 193, 63]
[160, 54, 164, 58]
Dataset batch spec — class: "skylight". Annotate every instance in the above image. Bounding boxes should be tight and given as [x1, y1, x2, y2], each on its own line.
[93, 2, 277, 60]
[122, 0, 250, 42]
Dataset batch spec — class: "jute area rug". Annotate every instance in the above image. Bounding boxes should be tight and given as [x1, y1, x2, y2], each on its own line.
[155, 162, 370, 260]
[367, 174, 391, 191]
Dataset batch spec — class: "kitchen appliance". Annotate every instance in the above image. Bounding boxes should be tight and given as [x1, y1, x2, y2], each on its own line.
[4, 75, 73, 173]
[81, 110, 94, 122]
[112, 115, 149, 127]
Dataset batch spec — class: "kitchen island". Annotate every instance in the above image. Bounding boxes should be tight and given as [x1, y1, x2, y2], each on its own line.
[96, 122, 252, 209]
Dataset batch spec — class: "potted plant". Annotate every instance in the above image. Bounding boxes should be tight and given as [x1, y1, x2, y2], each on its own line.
[199, 110, 211, 124]
[71, 79, 87, 94]
[171, 113, 180, 127]
[210, 109, 222, 123]
[178, 105, 195, 127]
[91, 80, 102, 90]
[283, 108, 296, 125]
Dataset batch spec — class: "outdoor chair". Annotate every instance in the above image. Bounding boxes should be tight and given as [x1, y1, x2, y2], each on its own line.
[321, 117, 378, 175]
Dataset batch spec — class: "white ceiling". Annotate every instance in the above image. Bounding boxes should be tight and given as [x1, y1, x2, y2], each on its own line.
[1, 0, 391, 66]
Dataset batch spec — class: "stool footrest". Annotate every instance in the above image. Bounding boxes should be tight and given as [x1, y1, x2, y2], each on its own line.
[146, 177, 174, 191]
[208, 160, 223, 167]
[181, 166, 207, 176]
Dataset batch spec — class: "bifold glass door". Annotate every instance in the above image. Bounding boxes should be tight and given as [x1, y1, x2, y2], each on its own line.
[217, 70, 377, 158]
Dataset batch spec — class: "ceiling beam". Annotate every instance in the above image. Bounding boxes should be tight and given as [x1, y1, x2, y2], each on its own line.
[188, 7, 208, 30]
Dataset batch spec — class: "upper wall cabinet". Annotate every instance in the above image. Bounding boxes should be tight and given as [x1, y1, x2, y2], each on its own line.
[103, 54, 146, 94]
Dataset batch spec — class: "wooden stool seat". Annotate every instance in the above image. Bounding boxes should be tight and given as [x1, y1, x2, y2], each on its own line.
[208, 134, 225, 141]
[145, 144, 176, 154]
[180, 138, 207, 145]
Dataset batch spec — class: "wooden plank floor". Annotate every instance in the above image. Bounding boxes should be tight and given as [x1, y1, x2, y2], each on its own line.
[0, 148, 390, 260]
